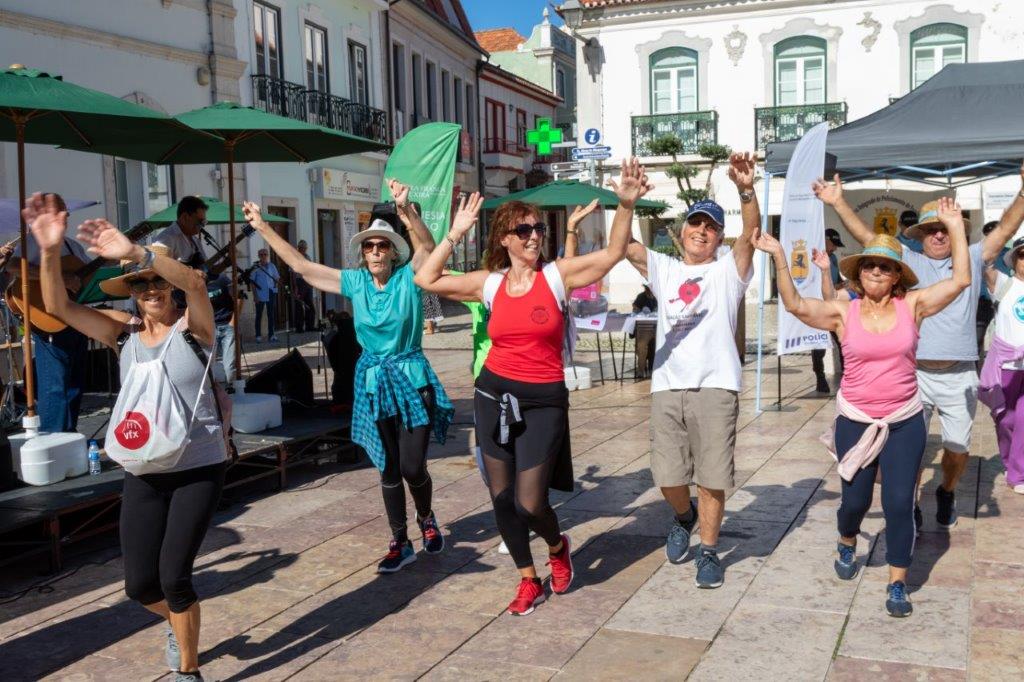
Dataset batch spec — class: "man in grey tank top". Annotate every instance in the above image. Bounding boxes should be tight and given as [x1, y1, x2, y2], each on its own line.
[814, 164, 1024, 529]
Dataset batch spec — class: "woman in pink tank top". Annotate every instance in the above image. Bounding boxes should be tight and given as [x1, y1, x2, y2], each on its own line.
[752, 197, 970, 619]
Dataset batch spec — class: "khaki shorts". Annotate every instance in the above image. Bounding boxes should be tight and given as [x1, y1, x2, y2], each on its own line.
[916, 361, 978, 453]
[650, 388, 738, 490]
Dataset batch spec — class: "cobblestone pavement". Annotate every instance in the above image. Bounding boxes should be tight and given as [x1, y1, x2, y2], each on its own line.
[1, 322, 1022, 680]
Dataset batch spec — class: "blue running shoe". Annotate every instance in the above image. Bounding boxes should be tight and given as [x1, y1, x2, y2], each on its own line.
[418, 512, 445, 554]
[695, 547, 723, 589]
[834, 543, 858, 580]
[377, 540, 416, 573]
[666, 501, 697, 564]
[886, 581, 913, 618]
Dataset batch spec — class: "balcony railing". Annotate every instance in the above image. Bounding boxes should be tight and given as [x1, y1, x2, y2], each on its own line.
[483, 137, 526, 155]
[631, 111, 719, 157]
[251, 74, 388, 145]
[754, 102, 847, 148]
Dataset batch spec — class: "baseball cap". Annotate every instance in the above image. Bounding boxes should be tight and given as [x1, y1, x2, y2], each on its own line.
[685, 200, 725, 228]
[899, 210, 919, 228]
[825, 228, 844, 247]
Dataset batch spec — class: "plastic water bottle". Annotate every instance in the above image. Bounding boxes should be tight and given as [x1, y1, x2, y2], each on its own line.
[88, 440, 101, 476]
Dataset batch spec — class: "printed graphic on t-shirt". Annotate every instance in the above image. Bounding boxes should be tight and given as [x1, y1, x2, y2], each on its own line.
[665, 277, 708, 338]
[1014, 296, 1024, 323]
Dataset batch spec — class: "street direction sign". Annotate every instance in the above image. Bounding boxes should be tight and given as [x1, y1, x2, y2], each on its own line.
[571, 145, 612, 161]
[550, 161, 588, 172]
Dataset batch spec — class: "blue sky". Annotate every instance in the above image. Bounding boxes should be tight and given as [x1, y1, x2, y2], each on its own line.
[462, 0, 563, 36]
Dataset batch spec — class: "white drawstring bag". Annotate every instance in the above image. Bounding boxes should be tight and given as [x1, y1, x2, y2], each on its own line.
[105, 320, 215, 475]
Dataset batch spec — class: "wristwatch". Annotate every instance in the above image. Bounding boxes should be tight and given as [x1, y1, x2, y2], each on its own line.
[739, 190, 755, 203]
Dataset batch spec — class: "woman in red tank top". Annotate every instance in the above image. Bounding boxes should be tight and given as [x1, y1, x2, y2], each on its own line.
[416, 158, 654, 617]
[751, 198, 970, 619]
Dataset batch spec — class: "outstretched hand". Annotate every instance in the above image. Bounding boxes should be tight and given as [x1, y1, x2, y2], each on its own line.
[935, 196, 965, 233]
[450, 192, 484, 239]
[23, 192, 69, 252]
[77, 219, 136, 261]
[811, 247, 830, 271]
[750, 227, 784, 258]
[242, 201, 269, 232]
[569, 199, 600, 228]
[812, 174, 844, 206]
[727, 152, 756, 190]
[387, 178, 411, 210]
[608, 157, 654, 209]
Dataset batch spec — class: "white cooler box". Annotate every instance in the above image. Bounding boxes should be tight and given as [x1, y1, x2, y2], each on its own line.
[10, 422, 88, 486]
[230, 382, 283, 433]
[564, 366, 592, 391]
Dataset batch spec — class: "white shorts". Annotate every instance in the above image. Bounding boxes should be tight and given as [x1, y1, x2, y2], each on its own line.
[916, 361, 978, 453]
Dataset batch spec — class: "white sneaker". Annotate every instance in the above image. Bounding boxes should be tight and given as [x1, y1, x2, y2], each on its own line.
[498, 541, 509, 555]
[1013, 483, 1024, 495]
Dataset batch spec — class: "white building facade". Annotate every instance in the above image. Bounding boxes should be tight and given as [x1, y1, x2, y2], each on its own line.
[560, 0, 1024, 304]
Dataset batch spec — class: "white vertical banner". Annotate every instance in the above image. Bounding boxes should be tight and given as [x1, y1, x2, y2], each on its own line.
[777, 123, 832, 355]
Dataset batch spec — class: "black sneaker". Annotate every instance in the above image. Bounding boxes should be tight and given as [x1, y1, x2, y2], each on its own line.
[695, 547, 723, 589]
[418, 512, 445, 554]
[885, 580, 913, 618]
[377, 540, 416, 573]
[914, 504, 924, 536]
[815, 373, 830, 394]
[834, 542, 858, 580]
[936, 487, 958, 528]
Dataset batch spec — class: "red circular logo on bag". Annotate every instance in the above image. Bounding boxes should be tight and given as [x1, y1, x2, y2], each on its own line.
[114, 411, 151, 450]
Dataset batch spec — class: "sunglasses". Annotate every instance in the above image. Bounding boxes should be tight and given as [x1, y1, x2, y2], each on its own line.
[685, 216, 722, 230]
[361, 239, 393, 254]
[127, 276, 171, 293]
[510, 223, 547, 240]
[860, 260, 897, 274]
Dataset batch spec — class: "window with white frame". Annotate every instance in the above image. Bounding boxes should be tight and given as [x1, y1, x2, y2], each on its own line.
[349, 40, 368, 105]
[649, 47, 698, 114]
[911, 23, 967, 89]
[774, 36, 826, 106]
[145, 163, 173, 216]
[253, 1, 282, 78]
[555, 68, 565, 99]
[392, 43, 405, 115]
[305, 23, 328, 92]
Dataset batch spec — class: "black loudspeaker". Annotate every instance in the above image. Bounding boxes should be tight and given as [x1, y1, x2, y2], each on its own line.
[323, 312, 361, 406]
[245, 349, 314, 406]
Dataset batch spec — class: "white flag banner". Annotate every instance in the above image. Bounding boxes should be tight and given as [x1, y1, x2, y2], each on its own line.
[777, 123, 832, 355]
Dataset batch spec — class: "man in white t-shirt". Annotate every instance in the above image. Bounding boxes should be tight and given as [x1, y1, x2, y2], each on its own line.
[152, 195, 208, 267]
[625, 152, 760, 589]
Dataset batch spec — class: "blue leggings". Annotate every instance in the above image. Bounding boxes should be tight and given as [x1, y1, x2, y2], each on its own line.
[835, 412, 926, 568]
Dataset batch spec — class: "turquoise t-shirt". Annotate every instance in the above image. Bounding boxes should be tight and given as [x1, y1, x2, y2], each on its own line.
[341, 263, 428, 393]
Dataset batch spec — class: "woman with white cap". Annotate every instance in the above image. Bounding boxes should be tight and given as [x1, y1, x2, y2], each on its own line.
[752, 197, 970, 618]
[243, 179, 454, 573]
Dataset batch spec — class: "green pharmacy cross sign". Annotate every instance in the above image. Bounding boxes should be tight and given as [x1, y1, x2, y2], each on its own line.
[526, 118, 563, 155]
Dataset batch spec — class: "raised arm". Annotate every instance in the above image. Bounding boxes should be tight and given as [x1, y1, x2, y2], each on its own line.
[811, 247, 840, 301]
[388, 178, 436, 272]
[728, 152, 759, 279]
[982, 161, 1024, 264]
[557, 158, 653, 291]
[813, 174, 875, 247]
[242, 201, 340, 294]
[909, 197, 971, 322]
[562, 199, 600, 260]
[752, 226, 843, 331]
[23, 194, 128, 350]
[414, 193, 489, 302]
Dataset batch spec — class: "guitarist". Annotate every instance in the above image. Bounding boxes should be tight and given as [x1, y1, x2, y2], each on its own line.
[10, 193, 90, 432]
[152, 196, 209, 269]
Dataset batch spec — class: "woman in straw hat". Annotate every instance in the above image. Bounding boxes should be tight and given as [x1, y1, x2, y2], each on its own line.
[24, 193, 226, 681]
[752, 196, 970, 618]
[242, 179, 454, 575]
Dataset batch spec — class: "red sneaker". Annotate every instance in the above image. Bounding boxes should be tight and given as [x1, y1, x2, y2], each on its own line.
[547, 534, 573, 594]
[507, 578, 546, 616]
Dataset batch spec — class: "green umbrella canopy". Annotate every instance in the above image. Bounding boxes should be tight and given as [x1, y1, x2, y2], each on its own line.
[482, 180, 668, 210]
[141, 196, 290, 226]
[0, 66, 221, 155]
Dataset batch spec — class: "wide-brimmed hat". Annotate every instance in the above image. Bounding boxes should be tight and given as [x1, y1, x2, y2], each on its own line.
[902, 200, 971, 241]
[349, 218, 410, 265]
[1003, 236, 1024, 269]
[838, 234, 918, 288]
[99, 244, 172, 297]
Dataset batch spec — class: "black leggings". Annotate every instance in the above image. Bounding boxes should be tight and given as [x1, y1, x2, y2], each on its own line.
[377, 386, 435, 544]
[475, 367, 565, 569]
[835, 412, 926, 568]
[121, 461, 226, 613]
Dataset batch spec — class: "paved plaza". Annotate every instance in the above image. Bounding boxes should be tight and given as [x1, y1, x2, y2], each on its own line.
[1, 323, 1023, 680]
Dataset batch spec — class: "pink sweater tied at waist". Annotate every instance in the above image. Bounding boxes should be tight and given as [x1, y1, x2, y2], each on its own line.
[821, 390, 923, 482]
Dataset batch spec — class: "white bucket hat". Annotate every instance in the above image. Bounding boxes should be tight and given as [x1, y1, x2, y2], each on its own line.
[349, 218, 410, 265]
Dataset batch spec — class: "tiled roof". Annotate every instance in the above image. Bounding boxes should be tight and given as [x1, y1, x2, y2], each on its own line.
[475, 28, 527, 53]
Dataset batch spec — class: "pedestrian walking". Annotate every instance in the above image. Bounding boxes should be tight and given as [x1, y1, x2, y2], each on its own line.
[753, 198, 971, 617]
[979, 236, 1024, 495]
[243, 178, 454, 574]
[415, 158, 653, 615]
[623, 153, 760, 589]
[249, 248, 279, 342]
[814, 163, 1024, 529]
[26, 193, 228, 681]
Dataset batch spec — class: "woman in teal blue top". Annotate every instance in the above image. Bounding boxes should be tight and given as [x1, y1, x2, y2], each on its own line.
[243, 180, 453, 574]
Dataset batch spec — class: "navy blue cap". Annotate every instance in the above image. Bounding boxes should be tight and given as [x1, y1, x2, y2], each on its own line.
[685, 199, 725, 228]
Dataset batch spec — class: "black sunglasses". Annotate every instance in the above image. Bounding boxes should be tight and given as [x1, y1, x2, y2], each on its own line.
[127, 276, 171, 293]
[361, 239, 393, 253]
[511, 223, 547, 240]
[686, 215, 721, 230]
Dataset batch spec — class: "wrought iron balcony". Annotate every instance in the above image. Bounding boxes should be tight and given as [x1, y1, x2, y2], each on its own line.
[631, 111, 719, 157]
[251, 74, 389, 145]
[754, 102, 847, 148]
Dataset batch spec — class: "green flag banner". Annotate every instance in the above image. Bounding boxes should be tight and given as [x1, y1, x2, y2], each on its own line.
[380, 122, 461, 243]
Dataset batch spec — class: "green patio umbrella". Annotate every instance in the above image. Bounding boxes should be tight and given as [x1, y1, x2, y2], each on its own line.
[0, 65, 221, 417]
[482, 180, 668, 210]
[141, 196, 291, 227]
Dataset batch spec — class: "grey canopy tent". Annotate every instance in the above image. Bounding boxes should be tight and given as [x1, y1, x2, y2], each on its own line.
[765, 59, 1024, 188]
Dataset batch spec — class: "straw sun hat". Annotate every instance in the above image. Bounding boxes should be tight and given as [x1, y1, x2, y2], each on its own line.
[902, 199, 971, 241]
[349, 218, 410, 265]
[838, 234, 919, 289]
[99, 244, 172, 297]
